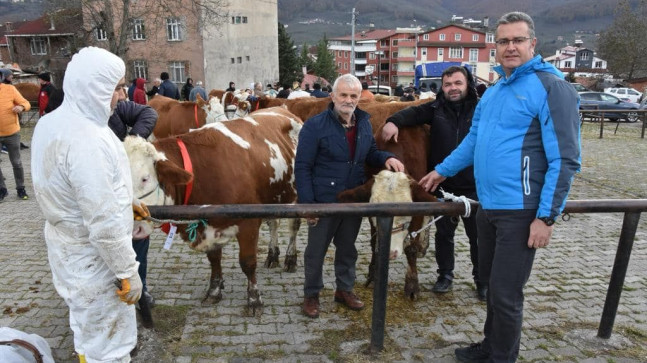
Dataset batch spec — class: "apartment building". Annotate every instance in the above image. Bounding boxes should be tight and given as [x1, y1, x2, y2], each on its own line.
[83, 0, 278, 92]
[329, 22, 499, 87]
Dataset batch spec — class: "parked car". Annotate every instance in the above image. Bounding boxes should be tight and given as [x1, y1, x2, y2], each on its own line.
[604, 87, 643, 103]
[579, 92, 640, 122]
[368, 85, 392, 96]
[570, 82, 590, 93]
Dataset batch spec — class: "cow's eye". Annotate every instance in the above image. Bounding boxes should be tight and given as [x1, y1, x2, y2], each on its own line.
[142, 176, 149, 183]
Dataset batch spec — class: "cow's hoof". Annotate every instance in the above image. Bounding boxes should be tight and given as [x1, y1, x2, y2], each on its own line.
[247, 290, 264, 315]
[264, 247, 280, 269]
[203, 279, 224, 303]
[283, 255, 297, 272]
[404, 276, 419, 301]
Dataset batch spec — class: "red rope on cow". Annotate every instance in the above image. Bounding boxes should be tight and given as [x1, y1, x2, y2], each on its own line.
[253, 99, 260, 112]
[193, 104, 200, 128]
[177, 137, 194, 205]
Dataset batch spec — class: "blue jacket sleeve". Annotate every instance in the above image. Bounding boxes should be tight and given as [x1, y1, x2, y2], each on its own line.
[435, 101, 480, 177]
[537, 80, 581, 218]
[116, 102, 158, 139]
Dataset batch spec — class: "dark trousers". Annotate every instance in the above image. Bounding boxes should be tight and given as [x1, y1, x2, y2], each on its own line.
[303, 216, 362, 297]
[132, 237, 150, 291]
[0, 132, 25, 190]
[434, 190, 479, 281]
[477, 208, 537, 363]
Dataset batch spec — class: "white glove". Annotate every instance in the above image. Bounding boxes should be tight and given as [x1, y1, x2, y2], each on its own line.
[116, 272, 143, 305]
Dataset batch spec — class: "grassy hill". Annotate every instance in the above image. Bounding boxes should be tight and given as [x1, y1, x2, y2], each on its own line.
[279, 0, 632, 57]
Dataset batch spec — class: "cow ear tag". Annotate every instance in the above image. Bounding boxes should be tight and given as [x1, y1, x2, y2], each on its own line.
[163, 224, 177, 250]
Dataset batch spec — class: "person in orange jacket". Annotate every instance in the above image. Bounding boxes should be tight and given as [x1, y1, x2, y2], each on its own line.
[0, 68, 31, 201]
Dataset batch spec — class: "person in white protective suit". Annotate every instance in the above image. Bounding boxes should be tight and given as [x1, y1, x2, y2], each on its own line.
[31, 47, 151, 363]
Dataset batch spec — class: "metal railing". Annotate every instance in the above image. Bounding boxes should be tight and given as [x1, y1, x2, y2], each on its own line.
[148, 199, 647, 352]
[580, 108, 647, 139]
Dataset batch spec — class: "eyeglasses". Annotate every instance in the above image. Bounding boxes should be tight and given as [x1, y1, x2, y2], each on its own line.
[495, 37, 531, 46]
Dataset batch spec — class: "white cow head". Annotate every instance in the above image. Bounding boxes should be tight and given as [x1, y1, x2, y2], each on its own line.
[197, 94, 227, 123]
[123, 136, 192, 206]
[370, 170, 414, 259]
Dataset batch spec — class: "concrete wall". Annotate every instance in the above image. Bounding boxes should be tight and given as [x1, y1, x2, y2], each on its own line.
[202, 0, 278, 92]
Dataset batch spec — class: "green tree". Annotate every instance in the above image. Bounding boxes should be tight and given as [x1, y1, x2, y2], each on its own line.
[598, 0, 647, 80]
[278, 22, 301, 86]
[299, 42, 314, 71]
[313, 35, 337, 83]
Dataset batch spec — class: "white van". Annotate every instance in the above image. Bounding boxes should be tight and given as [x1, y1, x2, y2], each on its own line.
[368, 85, 392, 96]
[604, 87, 643, 103]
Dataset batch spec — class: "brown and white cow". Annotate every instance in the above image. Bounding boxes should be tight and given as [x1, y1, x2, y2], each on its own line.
[337, 124, 437, 300]
[149, 94, 227, 139]
[124, 106, 303, 311]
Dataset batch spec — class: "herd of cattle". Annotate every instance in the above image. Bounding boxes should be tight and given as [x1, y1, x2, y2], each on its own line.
[23, 84, 442, 311]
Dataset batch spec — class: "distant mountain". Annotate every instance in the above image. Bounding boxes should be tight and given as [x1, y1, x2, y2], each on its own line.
[278, 0, 634, 57]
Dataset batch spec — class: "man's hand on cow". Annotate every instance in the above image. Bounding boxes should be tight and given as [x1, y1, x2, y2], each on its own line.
[419, 170, 446, 192]
[381, 122, 399, 143]
[527, 218, 554, 249]
[385, 157, 405, 172]
[132, 199, 150, 221]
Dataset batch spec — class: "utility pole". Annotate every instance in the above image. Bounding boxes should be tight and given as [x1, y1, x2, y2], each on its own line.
[351, 7, 358, 76]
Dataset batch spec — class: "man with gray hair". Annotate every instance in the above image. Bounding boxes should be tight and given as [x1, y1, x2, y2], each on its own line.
[421, 11, 581, 362]
[189, 80, 207, 101]
[295, 73, 404, 318]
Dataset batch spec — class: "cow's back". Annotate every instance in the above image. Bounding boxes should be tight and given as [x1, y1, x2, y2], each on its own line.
[156, 106, 302, 207]
[15, 83, 39, 103]
[150, 96, 202, 138]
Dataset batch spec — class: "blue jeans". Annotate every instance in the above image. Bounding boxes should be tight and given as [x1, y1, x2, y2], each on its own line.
[0, 132, 25, 190]
[477, 208, 537, 363]
[132, 237, 150, 291]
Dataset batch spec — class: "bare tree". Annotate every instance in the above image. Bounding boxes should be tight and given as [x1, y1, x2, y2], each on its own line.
[45, 0, 229, 58]
[598, 0, 647, 80]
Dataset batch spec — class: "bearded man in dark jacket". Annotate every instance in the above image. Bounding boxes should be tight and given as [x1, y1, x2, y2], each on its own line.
[381, 65, 486, 301]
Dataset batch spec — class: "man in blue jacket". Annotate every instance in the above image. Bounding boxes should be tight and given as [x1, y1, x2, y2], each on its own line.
[295, 74, 404, 318]
[422, 12, 580, 363]
[157, 72, 180, 100]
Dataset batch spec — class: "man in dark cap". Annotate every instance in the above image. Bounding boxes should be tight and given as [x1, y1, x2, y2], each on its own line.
[38, 72, 56, 116]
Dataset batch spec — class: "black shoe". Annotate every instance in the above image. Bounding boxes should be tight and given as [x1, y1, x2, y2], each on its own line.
[0, 187, 7, 201]
[431, 277, 453, 293]
[476, 282, 488, 301]
[20, 142, 29, 149]
[455, 342, 490, 363]
[17, 187, 28, 200]
[136, 291, 155, 310]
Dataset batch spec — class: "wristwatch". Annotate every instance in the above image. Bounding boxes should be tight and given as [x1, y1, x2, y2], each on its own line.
[537, 217, 555, 226]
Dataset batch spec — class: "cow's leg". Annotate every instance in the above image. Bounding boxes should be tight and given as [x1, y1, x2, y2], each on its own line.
[283, 218, 301, 272]
[264, 219, 280, 269]
[205, 248, 225, 303]
[404, 240, 421, 300]
[408, 215, 432, 258]
[237, 219, 264, 311]
[364, 219, 378, 287]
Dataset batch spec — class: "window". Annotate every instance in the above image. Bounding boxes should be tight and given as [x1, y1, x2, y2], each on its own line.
[133, 60, 148, 80]
[472, 34, 479, 41]
[380, 40, 387, 47]
[580, 52, 590, 60]
[235, 16, 241, 24]
[237, 56, 242, 63]
[449, 47, 463, 59]
[392, 39, 398, 46]
[439, 33, 445, 41]
[469, 49, 478, 62]
[338, 50, 342, 57]
[490, 49, 496, 58]
[594, 61, 603, 68]
[132, 19, 145, 40]
[169, 61, 185, 83]
[96, 27, 107, 41]
[30, 37, 47, 55]
[338, 62, 342, 68]
[455, 33, 461, 41]
[421, 47, 427, 56]
[344, 62, 348, 70]
[242, 16, 248, 24]
[392, 51, 398, 59]
[345, 51, 349, 58]
[423, 34, 429, 41]
[246, 56, 250, 61]
[369, 52, 375, 60]
[564, 61, 572, 68]
[392, 63, 398, 71]
[486, 33, 495, 43]
[166, 17, 183, 41]
[231, 58, 235, 64]
[438, 48, 444, 57]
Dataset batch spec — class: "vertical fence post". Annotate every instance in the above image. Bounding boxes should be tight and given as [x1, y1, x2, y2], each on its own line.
[370, 216, 394, 353]
[597, 211, 641, 339]
[599, 111, 605, 139]
[641, 111, 646, 139]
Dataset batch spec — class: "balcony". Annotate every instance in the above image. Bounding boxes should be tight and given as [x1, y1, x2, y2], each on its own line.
[395, 39, 416, 47]
[397, 56, 415, 62]
[355, 58, 367, 65]
[395, 70, 415, 76]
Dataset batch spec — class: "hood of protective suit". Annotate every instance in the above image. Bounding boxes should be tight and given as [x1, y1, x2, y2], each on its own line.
[62, 47, 125, 124]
